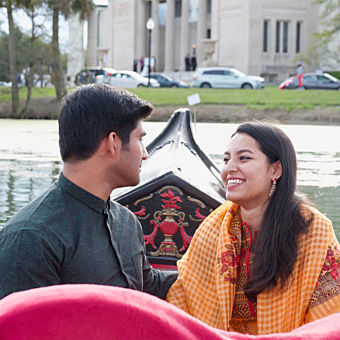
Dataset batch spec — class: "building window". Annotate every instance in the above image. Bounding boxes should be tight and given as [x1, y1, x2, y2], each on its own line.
[283, 21, 289, 53]
[275, 20, 289, 53]
[207, 28, 211, 39]
[275, 21, 280, 53]
[207, 0, 211, 14]
[175, 0, 181, 17]
[296, 21, 302, 53]
[148, 0, 152, 18]
[158, 2, 166, 26]
[263, 20, 269, 53]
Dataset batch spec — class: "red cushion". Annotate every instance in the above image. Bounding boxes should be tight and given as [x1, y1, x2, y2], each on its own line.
[0, 285, 338, 340]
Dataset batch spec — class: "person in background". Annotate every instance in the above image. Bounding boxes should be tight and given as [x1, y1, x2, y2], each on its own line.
[140, 56, 144, 73]
[191, 54, 197, 71]
[296, 61, 304, 87]
[133, 57, 139, 72]
[167, 122, 340, 334]
[0, 83, 177, 300]
[185, 53, 191, 71]
[151, 56, 156, 72]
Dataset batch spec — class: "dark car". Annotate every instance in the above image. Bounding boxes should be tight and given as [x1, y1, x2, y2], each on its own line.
[279, 72, 340, 90]
[149, 73, 189, 88]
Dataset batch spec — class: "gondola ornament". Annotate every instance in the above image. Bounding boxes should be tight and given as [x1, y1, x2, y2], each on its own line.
[112, 108, 226, 268]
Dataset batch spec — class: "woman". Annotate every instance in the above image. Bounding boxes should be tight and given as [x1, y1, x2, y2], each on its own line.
[166, 122, 340, 334]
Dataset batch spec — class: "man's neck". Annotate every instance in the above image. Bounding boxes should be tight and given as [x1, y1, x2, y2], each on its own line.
[62, 160, 112, 201]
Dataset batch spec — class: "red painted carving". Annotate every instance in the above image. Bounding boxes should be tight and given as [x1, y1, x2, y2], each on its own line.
[144, 221, 159, 249]
[134, 187, 208, 258]
[133, 206, 146, 216]
[195, 208, 206, 220]
[161, 190, 182, 209]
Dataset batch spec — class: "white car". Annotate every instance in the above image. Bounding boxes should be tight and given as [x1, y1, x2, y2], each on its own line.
[193, 67, 264, 89]
[75, 67, 116, 85]
[0, 80, 11, 87]
[109, 71, 160, 88]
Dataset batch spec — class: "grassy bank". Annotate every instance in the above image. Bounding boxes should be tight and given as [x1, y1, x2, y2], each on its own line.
[1, 86, 340, 124]
[1, 86, 340, 111]
[130, 86, 340, 112]
[0, 87, 56, 104]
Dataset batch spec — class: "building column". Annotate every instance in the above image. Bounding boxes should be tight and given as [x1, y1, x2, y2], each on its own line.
[107, 0, 113, 67]
[196, 0, 207, 65]
[136, 0, 147, 62]
[67, 13, 84, 80]
[87, 7, 97, 66]
[180, 0, 190, 71]
[164, 0, 175, 71]
[151, 0, 160, 71]
[210, 0, 219, 64]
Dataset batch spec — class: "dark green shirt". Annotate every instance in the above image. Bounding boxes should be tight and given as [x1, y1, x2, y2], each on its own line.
[0, 173, 177, 300]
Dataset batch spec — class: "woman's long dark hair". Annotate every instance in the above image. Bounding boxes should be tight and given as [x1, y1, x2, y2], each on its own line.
[232, 122, 313, 301]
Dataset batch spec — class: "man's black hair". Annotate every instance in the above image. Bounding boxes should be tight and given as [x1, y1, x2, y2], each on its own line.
[58, 83, 153, 162]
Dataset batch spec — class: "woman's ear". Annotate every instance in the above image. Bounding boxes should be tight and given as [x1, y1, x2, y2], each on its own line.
[272, 160, 282, 180]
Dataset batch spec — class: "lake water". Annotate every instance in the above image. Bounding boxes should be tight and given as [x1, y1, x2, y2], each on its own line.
[0, 119, 339, 240]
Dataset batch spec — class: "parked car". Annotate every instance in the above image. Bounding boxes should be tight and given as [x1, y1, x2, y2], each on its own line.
[0, 81, 11, 87]
[109, 70, 160, 88]
[33, 74, 52, 87]
[192, 67, 265, 89]
[149, 73, 189, 88]
[75, 67, 116, 85]
[279, 72, 340, 90]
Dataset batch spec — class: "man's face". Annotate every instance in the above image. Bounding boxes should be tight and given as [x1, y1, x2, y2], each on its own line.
[114, 120, 148, 188]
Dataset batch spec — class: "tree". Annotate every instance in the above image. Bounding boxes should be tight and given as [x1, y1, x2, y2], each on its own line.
[317, 0, 340, 37]
[0, 0, 20, 115]
[315, 0, 340, 67]
[20, 0, 44, 114]
[45, 0, 94, 101]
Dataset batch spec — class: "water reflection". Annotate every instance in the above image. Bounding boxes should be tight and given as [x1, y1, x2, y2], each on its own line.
[0, 159, 62, 226]
[0, 120, 339, 240]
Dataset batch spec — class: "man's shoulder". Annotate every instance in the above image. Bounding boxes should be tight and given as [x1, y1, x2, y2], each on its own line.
[110, 200, 138, 220]
[1, 182, 63, 235]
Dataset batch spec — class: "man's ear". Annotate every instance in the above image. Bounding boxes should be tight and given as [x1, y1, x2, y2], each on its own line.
[272, 160, 282, 180]
[107, 132, 121, 158]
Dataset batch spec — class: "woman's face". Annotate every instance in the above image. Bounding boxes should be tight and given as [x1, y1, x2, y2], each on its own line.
[220, 132, 279, 210]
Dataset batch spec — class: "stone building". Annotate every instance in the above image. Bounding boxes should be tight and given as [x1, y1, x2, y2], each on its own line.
[67, 0, 337, 83]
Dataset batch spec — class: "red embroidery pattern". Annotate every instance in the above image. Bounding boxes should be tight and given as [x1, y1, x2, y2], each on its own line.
[310, 245, 340, 308]
[219, 205, 242, 284]
[322, 246, 340, 281]
[220, 248, 239, 284]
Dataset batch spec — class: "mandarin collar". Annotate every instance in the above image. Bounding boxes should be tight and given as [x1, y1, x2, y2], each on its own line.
[58, 172, 108, 214]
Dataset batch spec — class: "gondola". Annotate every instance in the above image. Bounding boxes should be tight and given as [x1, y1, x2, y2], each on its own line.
[111, 108, 226, 269]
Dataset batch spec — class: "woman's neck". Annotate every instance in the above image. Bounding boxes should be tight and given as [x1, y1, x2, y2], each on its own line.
[239, 204, 267, 232]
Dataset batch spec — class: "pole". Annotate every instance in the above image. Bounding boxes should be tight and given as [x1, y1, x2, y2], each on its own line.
[148, 28, 152, 87]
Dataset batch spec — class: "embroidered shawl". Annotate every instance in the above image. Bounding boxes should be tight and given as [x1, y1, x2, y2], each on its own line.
[166, 201, 340, 334]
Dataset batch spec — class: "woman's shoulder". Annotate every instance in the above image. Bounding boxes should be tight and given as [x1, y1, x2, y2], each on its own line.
[300, 203, 334, 240]
[300, 204, 332, 226]
[202, 201, 236, 225]
[193, 201, 236, 236]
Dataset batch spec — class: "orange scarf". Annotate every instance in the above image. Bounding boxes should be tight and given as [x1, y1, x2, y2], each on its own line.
[166, 201, 340, 334]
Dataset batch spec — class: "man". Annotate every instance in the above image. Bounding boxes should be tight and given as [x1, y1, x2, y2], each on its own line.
[0, 83, 177, 300]
[191, 55, 197, 71]
[185, 53, 191, 71]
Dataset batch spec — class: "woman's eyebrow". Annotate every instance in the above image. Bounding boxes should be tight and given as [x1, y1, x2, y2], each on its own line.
[224, 149, 254, 155]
